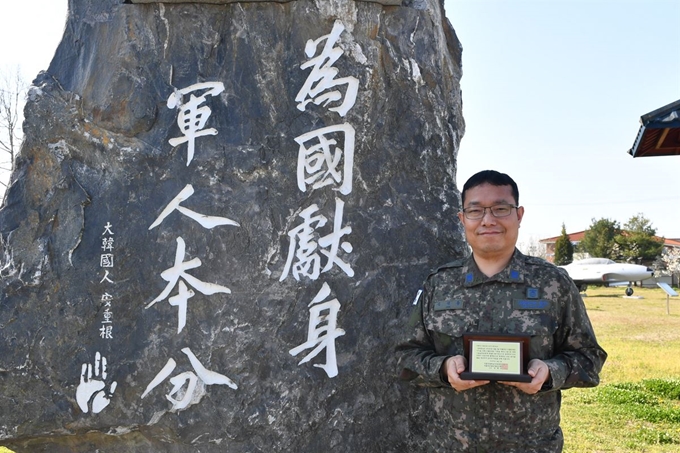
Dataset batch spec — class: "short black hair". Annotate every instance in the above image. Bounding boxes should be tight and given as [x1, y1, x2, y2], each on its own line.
[461, 170, 519, 206]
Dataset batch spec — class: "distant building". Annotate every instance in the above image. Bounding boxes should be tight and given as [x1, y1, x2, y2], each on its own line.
[539, 231, 680, 263]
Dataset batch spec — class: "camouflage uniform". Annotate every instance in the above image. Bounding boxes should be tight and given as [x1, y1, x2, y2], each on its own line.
[396, 249, 607, 452]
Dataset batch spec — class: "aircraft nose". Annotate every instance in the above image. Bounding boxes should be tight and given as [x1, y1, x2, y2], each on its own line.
[647, 267, 654, 275]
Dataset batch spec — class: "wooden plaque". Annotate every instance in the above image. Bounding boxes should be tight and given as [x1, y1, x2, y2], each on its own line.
[459, 333, 532, 383]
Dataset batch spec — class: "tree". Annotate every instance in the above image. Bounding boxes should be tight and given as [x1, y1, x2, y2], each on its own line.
[518, 235, 547, 259]
[615, 214, 664, 263]
[0, 66, 26, 195]
[553, 223, 574, 265]
[658, 248, 680, 284]
[579, 218, 621, 259]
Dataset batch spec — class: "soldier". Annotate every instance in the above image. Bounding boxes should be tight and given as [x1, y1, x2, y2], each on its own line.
[396, 170, 607, 452]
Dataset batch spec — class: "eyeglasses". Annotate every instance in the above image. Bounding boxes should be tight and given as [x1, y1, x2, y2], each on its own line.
[461, 204, 518, 220]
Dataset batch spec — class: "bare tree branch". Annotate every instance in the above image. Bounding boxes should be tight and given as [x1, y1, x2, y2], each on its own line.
[0, 66, 27, 198]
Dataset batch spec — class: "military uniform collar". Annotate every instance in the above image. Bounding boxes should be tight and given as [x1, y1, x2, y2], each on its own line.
[462, 249, 526, 287]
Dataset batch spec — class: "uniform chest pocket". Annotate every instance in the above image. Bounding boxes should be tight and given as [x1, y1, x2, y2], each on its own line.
[425, 310, 472, 356]
[426, 309, 472, 336]
[517, 314, 558, 337]
[519, 314, 558, 359]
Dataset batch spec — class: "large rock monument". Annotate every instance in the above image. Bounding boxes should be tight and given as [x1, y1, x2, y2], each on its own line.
[0, 0, 466, 451]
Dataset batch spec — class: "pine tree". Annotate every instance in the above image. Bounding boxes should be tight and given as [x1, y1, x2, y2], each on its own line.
[554, 223, 574, 266]
[615, 214, 664, 263]
[581, 218, 621, 259]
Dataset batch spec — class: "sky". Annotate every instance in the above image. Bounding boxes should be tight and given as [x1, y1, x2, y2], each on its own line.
[0, 0, 68, 189]
[444, 0, 680, 247]
[0, 0, 679, 248]
[0, 1, 67, 88]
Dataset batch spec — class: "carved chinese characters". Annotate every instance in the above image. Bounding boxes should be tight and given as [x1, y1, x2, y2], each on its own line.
[283, 21, 359, 378]
[167, 83, 225, 166]
[74, 223, 119, 414]
[74, 21, 360, 414]
[141, 347, 237, 412]
[140, 83, 240, 413]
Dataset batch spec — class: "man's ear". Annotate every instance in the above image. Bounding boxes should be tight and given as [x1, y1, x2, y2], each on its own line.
[516, 206, 525, 225]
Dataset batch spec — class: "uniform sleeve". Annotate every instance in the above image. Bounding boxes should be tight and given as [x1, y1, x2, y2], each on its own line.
[394, 284, 451, 388]
[543, 273, 607, 390]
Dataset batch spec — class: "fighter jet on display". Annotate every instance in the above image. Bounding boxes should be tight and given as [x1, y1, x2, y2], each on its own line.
[559, 258, 655, 296]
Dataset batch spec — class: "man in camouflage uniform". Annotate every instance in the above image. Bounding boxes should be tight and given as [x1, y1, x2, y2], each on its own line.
[396, 170, 606, 452]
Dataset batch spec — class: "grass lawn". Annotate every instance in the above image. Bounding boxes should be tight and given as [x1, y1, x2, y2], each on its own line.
[562, 286, 680, 452]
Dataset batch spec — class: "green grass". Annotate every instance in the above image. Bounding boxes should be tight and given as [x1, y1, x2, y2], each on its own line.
[562, 286, 680, 452]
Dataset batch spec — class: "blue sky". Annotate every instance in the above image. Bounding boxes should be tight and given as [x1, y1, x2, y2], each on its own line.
[444, 0, 680, 246]
[1, 0, 679, 247]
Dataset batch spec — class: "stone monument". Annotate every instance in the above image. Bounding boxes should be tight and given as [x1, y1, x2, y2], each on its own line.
[0, 0, 465, 451]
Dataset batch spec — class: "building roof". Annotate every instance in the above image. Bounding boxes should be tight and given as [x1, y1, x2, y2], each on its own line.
[628, 99, 680, 158]
[540, 231, 680, 248]
[539, 231, 586, 244]
[664, 237, 680, 248]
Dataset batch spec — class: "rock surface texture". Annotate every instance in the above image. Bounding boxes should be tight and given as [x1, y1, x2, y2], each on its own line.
[0, 0, 465, 451]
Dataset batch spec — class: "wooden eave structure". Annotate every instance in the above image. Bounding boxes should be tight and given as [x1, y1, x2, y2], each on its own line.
[628, 99, 680, 158]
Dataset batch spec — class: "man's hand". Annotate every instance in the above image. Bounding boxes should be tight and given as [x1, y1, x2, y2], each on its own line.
[499, 359, 550, 394]
[442, 356, 489, 391]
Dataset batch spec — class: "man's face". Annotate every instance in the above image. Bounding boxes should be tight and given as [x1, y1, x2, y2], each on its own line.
[457, 183, 524, 259]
